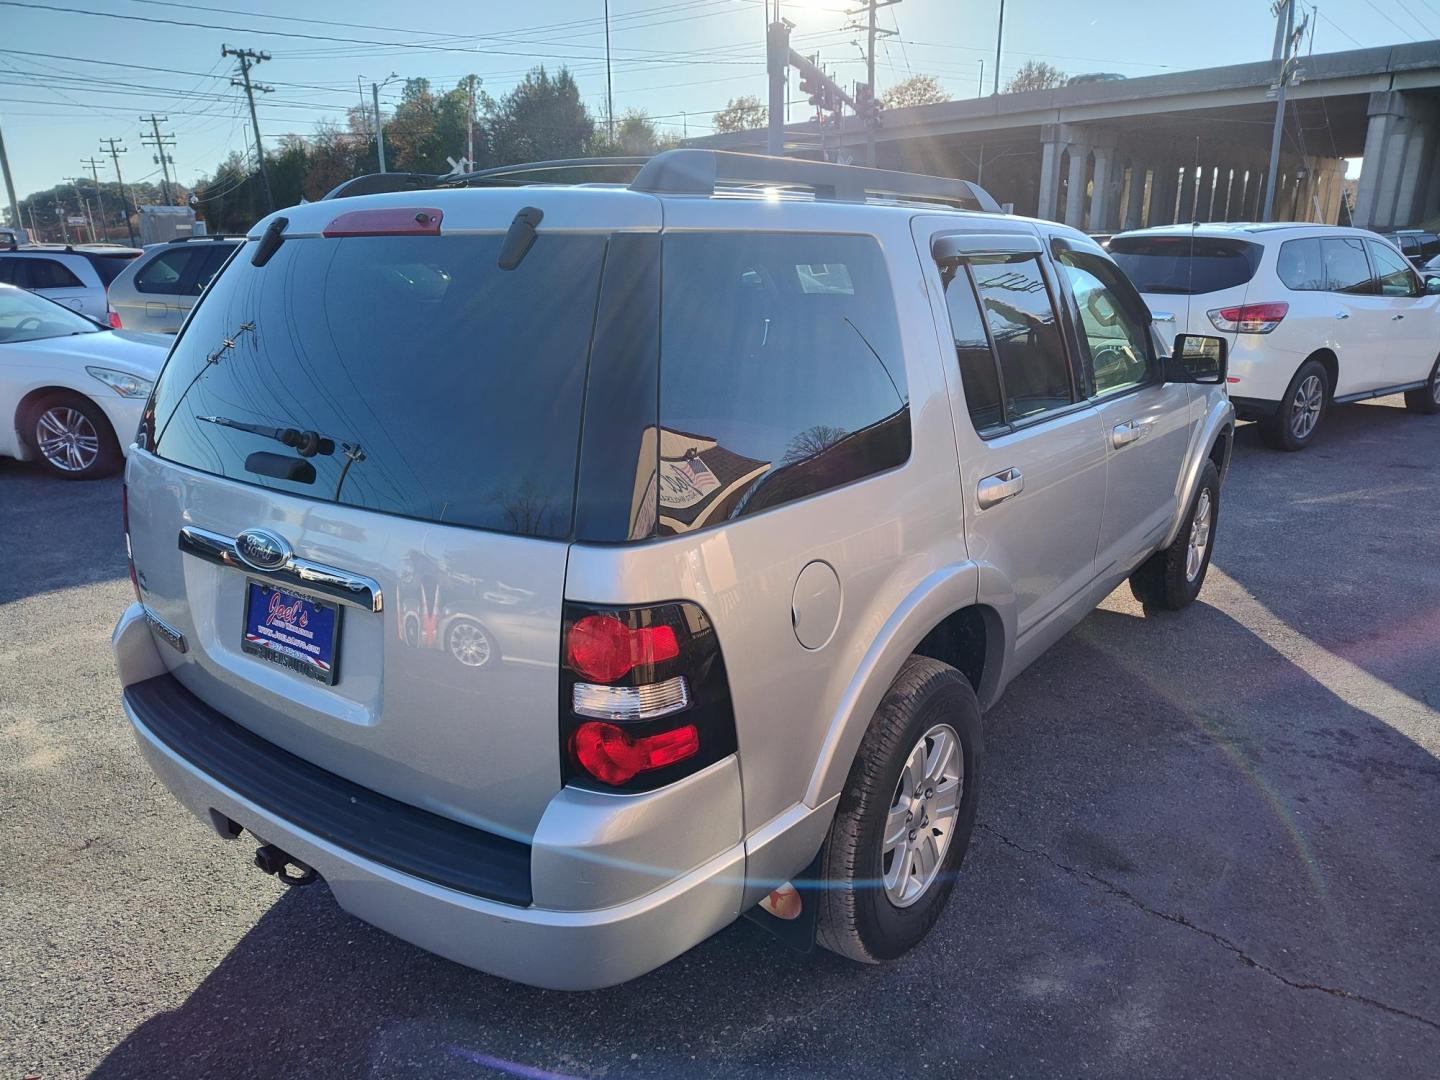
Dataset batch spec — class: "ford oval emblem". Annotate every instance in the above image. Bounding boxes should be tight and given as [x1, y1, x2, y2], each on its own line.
[234, 528, 291, 572]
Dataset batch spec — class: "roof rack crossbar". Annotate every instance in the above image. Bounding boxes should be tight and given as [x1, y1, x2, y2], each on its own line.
[442, 157, 650, 186]
[629, 149, 1002, 213]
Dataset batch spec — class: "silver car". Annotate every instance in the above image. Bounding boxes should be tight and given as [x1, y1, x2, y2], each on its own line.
[113, 150, 1233, 989]
[106, 236, 241, 334]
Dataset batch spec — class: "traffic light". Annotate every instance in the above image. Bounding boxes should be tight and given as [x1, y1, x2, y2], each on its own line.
[855, 82, 882, 129]
[800, 70, 825, 108]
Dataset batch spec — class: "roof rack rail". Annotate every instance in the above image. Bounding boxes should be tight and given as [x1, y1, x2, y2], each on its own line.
[441, 156, 650, 187]
[629, 149, 1003, 213]
[167, 234, 247, 242]
[323, 171, 443, 201]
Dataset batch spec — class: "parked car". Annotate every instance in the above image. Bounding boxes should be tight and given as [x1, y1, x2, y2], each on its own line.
[1382, 229, 1440, 269]
[107, 235, 243, 334]
[113, 150, 1234, 990]
[0, 243, 143, 323]
[0, 283, 168, 478]
[1110, 223, 1440, 450]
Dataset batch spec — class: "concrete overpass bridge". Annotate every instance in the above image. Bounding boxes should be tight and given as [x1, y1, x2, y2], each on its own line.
[690, 40, 1440, 233]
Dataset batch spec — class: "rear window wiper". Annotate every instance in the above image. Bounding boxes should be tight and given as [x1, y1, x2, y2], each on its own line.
[197, 415, 336, 457]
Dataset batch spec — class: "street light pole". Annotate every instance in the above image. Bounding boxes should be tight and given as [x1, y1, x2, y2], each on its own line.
[993, 0, 1005, 95]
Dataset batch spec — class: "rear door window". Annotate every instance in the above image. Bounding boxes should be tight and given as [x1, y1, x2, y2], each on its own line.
[1321, 237, 1374, 295]
[942, 268, 1004, 435]
[1109, 237, 1263, 295]
[656, 232, 908, 535]
[135, 248, 202, 294]
[1277, 238, 1325, 290]
[1366, 240, 1419, 297]
[969, 255, 1075, 423]
[193, 244, 237, 293]
[148, 232, 608, 538]
[22, 258, 84, 290]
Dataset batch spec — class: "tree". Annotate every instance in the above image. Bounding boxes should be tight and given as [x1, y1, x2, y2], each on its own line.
[1004, 60, 1067, 94]
[881, 75, 946, 110]
[712, 95, 767, 134]
[485, 66, 596, 165]
[614, 110, 660, 155]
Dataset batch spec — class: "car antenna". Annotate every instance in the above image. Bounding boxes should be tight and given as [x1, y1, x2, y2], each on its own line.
[153, 322, 256, 447]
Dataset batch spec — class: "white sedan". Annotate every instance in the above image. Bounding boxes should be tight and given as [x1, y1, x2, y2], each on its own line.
[0, 283, 169, 479]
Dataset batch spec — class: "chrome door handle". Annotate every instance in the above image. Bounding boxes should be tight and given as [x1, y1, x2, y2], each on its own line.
[1392, 313, 1406, 321]
[1111, 420, 1141, 447]
[1334, 311, 1350, 319]
[977, 467, 1024, 509]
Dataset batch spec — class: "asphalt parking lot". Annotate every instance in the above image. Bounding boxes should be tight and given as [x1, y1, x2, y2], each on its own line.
[3, 397, 1439, 1080]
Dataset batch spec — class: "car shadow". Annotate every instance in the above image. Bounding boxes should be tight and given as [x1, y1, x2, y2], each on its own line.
[87, 591, 1440, 1077]
[0, 459, 126, 603]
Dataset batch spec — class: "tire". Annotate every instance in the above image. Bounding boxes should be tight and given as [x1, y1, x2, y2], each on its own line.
[1129, 459, 1221, 612]
[816, 655, 982, 964]
[1258, 359, 1329, 451]
[23, 392, 122, 480]
[1403, 356, 1440, 415]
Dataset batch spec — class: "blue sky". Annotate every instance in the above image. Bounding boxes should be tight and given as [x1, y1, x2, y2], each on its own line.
[2, 0, 1435, 199]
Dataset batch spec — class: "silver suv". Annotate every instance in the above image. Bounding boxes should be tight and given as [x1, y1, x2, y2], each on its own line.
[113, 150, 1234, 990]
[106, 236, 242, 334]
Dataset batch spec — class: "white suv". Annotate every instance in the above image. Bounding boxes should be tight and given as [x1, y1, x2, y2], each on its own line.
[1111, 224, 1440, 450]
[0, 243, 143, 324]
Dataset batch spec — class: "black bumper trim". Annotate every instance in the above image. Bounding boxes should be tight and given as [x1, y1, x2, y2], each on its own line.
[125, 674, 533, 906]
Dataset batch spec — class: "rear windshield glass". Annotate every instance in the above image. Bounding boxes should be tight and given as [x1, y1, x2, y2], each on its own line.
[148, 233, 607, 538]
[90, 252, 142, 285]
[1109, 236, 1263, 295]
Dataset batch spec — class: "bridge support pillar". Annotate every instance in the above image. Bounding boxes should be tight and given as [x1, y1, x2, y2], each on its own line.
[1149, 161, 1178, 226]
[1354, 91, 1415, 231]
[1088, 143, 1120, 233]
[1122, 162, 1147, 231]
[1177, 164, 1198, 224]
[1064, 143, 1089, 227]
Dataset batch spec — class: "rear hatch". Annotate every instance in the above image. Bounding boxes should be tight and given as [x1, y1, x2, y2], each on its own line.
[1110, 233, 1263, 349]
[128, 191, 656, 839]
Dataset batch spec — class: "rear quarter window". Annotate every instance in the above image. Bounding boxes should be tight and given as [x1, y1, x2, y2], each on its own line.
[1109, 236, 1263, 295]
[654, 232, 908, 536]
[1277, 238, 1325, 291]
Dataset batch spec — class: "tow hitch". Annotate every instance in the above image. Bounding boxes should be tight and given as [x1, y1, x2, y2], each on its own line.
[253, 843, 319, 887]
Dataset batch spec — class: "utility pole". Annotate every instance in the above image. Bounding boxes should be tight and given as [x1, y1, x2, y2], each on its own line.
[604, 0, 615, 146]
[847, 0, 899, 166]
[1262, 0, 1299, 222]
[99, 137, 137, 245]
[0, 118, 20, 241]
[978, 59, 984, 97]
[464, 75, 480, 170]
[993, 0, 1005, 95]
[63, 177, 95, 242]
[80, 157, 108, 242]
[139, 115, 176, 204]
[370, 74, 399, 173]
[223, 44, 274, 212]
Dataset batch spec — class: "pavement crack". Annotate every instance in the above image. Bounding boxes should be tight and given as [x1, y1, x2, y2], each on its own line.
[979, 823, 1440, 1034]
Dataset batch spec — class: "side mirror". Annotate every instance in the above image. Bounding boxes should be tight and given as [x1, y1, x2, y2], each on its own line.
[1166, 334, 1228, 385]
[1425, 275, 1440, 295]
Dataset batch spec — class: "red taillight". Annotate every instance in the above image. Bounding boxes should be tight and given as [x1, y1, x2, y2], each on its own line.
[1208, 302, 1288, 334]
[572, 721, 700, 785]
[122, 482, 139, 601]
[566, 614, 679, 683]
[107, 310, 122, 330]
[322, 207, 443, 238]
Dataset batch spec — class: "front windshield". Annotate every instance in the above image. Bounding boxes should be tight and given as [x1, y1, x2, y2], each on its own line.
[0, 286, 101, 343]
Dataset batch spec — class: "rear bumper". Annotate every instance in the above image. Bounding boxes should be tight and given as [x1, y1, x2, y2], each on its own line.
[115, 604, 747, 990]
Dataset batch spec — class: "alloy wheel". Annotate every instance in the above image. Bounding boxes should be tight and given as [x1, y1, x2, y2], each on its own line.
[35, 406, 100, 473]
[448, 621, 492, 667]
[881, 723, 963, 908]
[1431, 369, 1440, 406]
[1290, 374, 1323, 440]
[1186, 488, 1213, 582]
